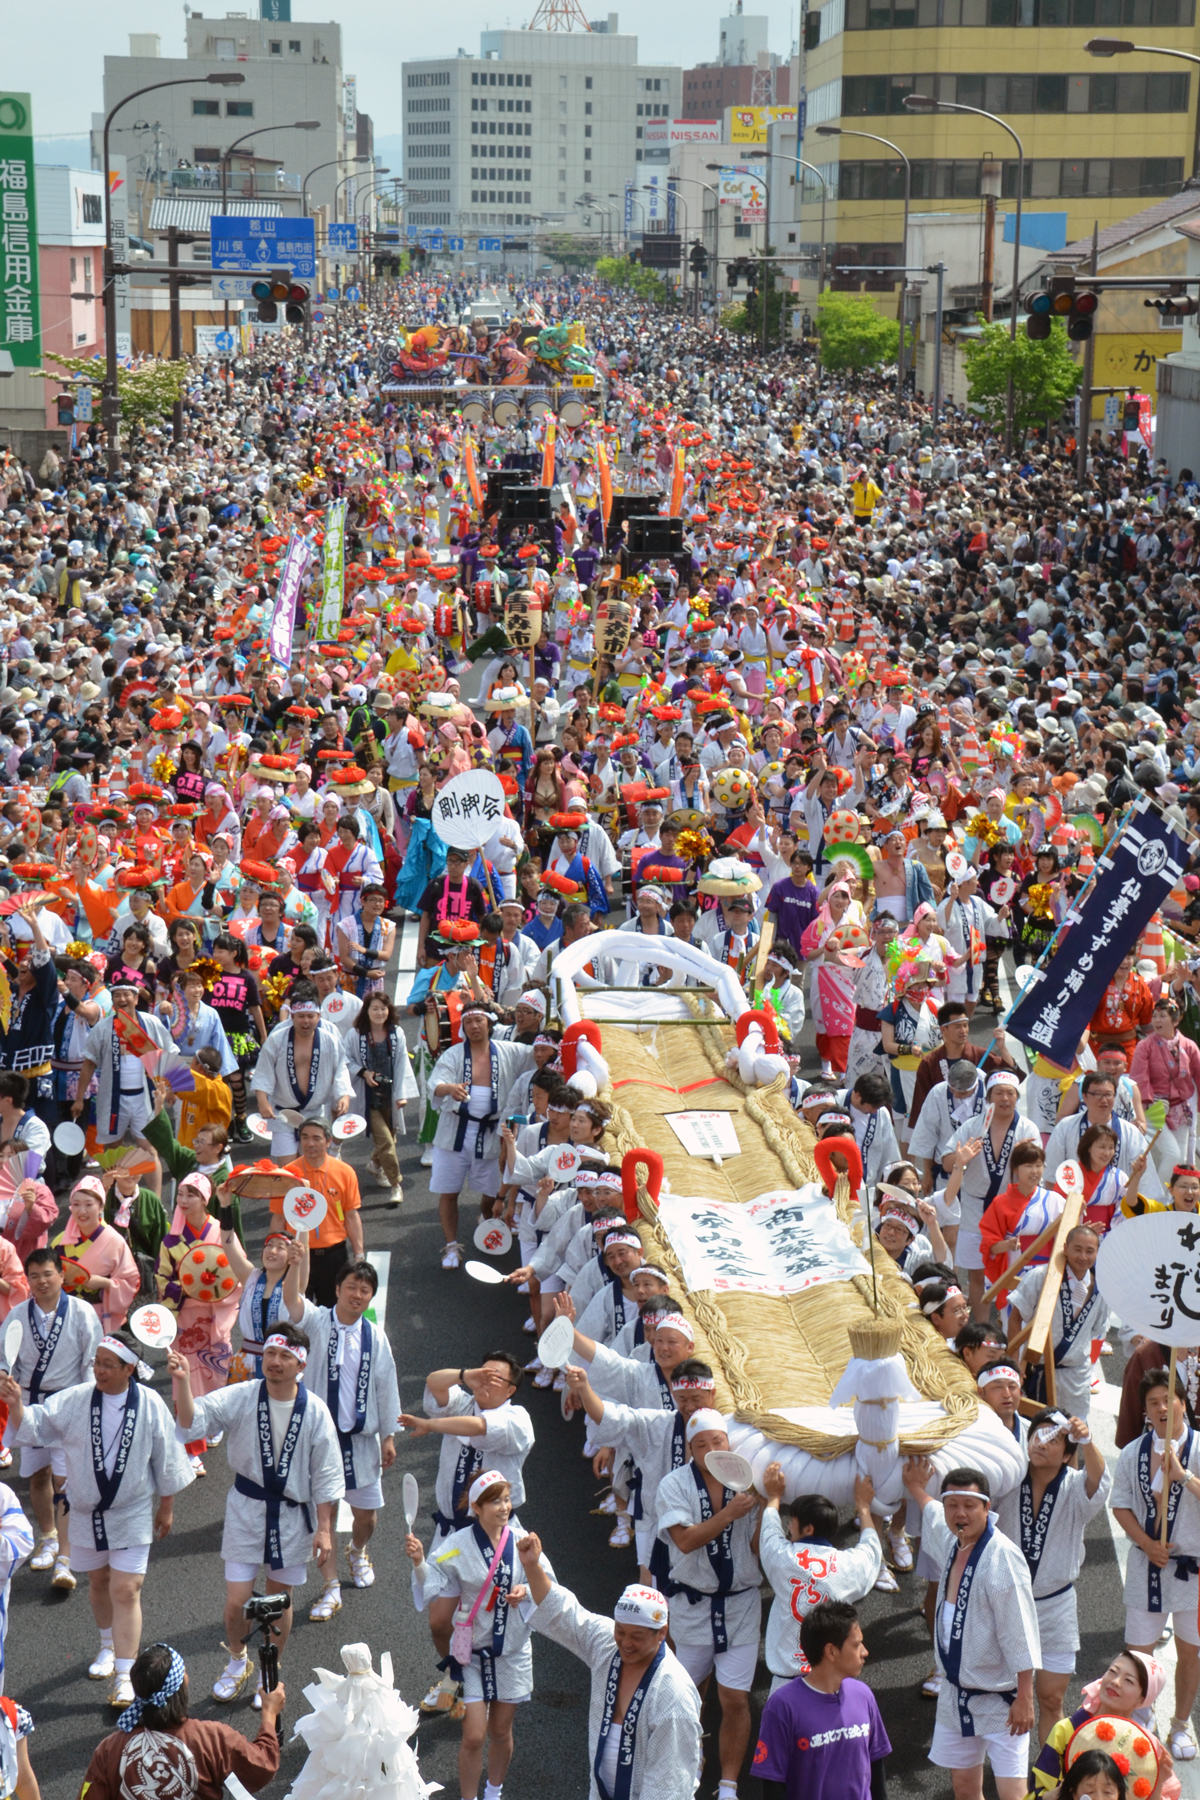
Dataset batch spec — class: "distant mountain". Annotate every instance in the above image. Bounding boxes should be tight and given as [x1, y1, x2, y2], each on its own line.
[35, 136, 93, 169]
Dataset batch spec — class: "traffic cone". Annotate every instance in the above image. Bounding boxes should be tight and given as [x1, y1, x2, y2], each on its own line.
[1139, 911, 1166, 977]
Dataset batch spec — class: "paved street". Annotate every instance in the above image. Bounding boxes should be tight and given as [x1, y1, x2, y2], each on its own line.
[0, 930, 1154, 1800]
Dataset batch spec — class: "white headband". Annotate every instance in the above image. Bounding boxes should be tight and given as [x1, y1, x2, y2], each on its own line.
[922, 1286, 962, 1315]
[942, 1489, 992, 1506]
[685, 1407, 726, 1441]
[656, 1313, 694, 1342]
[469, 1469, 508, 1506]
[613, 1584, 669, 1630]
[977, 1365, 1021, 1386]
[98, 1337, 151, 1381]
[263, 1333, 307, 1366]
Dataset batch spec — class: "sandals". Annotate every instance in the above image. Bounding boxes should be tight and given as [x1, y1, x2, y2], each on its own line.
[1170, 1728, 1198, 1762]
[30, 1535, 58, 1572]
[51, 1553, 76, 1592]
[874, 1563, 900, 1593]
[309, 1582, 343, 1621]
[440, 1243, 462, 1271]
[421, 1674, 463, 1715]
[598, 1491, 618, 1515]
[888, 1531, 914, 1572]
[88, 1649, 115, 1681]
[109, 1673, 134, 1709]
[608, 1516, 633, 1548]
[349, 1548, 375, 1589]
[212, 1655, 255, 1703]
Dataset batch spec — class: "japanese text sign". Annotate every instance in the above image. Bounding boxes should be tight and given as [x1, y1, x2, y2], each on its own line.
[657, 1186, 868, 1298]
[0, 95, 40, 367]
[430, 770, 507, 851]
[1096, 1212, 1200, 1346]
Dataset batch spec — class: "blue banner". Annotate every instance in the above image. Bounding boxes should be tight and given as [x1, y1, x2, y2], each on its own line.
[1005, 799, 1186, 1070]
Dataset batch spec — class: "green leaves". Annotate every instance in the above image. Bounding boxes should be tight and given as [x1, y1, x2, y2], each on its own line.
[36, 351, 188, 427]
[816, 292, 900, 374]
[594, 256, 673, 303]
[962, 317, 1082, 436]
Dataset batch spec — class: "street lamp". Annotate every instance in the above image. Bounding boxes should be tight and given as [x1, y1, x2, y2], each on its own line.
[302, 153, 369, 219]
[710, 153, 829, 345]
[335, 163, 387, 222]
[817, 124, 911, 398]
[671, 175, 721, 317]
[218, 122, 319, 376]
[1086, 40, 1200, 178]
[101, 70, 245, 474]
[904, 93, 1025, 450]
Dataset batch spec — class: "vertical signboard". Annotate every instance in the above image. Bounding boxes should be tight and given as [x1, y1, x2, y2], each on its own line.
[107, 153, 131, 359]
[0, 94, 41, 367]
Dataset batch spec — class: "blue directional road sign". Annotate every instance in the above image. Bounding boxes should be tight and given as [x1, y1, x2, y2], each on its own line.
[327, 222, 358, 253]
[326, 287, 340, 301]
[344, 285, 361, 303]
[210, 215, 316, 278]
[214, 330, 236, 353]
[448, 236, 465, 251]
[478, 237, 502, 252]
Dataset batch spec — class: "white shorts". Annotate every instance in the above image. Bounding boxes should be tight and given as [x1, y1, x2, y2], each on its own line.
[430, 1145, 500, 1200]
[770, 1672, 799, 1695]
[101, 1092, 153, 1146]
[224, 1560, 307, 1588]
[70, 1542, 150, 1575]
[1035, 1587, 1079, 1674]
[930, 1721, 1030, 1775]
[19, 1444, 66, 1481]
[461, 1641, 533, 1704]
[916, 1537, 942, 1582]
[538, 1275, 566, 1295]
[672, 1638, 758, 1693]
[1126, 1603, 1200, 1648]
[345, 1482, 384, 1511]
[269, 1122, 300, 1161]
[956, 1225, 984, 1272]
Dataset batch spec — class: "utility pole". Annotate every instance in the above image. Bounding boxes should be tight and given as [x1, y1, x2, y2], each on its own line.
[980, 157, 1000, 323]
[932, 260, 946, 424]
[1076, 222, 1099, 483]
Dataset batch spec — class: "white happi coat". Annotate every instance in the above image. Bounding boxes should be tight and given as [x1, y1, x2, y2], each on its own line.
[429, 1039, 537, 1156]
[908, 1074, 988, 1168]
[1009, 1266, 1112, 1419]
[251, 1020, 354, 1116]
[17, 1380, 193, 1550]
[996, 1462, 1112, 1662]
[300, 1304, 402, 1493]
[425, 1382, 535, 1535]
[590, 1401, 689, 1533]
[1113, 1427, 1200, 1618]
[185, 1380, 345, 1570]
[586, 1343, 676, 1414]
[576, 1281, 640, 1347]
[83, 1011, 175, 1145]
[532, 1584, 702, 1800]
[412, 1515, 554, 1698]
[4, 1294, 102, 1420]
[922, 1498, 1041, 1739]
[0, 1484, 31, 1693]
[759, 1509, 883, 1681]
[656, 1459, 763, 1650]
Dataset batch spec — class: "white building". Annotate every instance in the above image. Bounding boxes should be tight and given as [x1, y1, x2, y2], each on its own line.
[400, 18, 680, 240]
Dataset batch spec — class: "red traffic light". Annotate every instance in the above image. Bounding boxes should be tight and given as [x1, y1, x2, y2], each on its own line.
[287, 283, 309, 305]
[1072, 291, 1098, 316]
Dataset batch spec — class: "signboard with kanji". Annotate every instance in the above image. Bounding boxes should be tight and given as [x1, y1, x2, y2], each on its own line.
[657, 1186, 868, 1298]
[211, 214, 316, 277]
[0, 94, 40, 367]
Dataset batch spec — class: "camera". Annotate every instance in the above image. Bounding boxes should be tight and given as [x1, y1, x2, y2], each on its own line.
[243, 1592, 290, 1624]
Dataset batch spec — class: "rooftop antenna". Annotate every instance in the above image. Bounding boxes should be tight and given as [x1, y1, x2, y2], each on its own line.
[527, 0, 593, 27]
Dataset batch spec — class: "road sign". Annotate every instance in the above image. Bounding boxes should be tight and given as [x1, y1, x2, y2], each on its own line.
[344, 285, 361, 302]
[210, 215, 316, 278]
[73, 384, 93, 422]
[211, 274, 256, 300]
[326, 286, 339, 301]
[1104, 394, 1121, 431]
[313, 310, 325, 324]
[214, 330, 236, 353]
[448, 236, 465, 251]
[478, 237, 502, 252]
[327, 222, 358, 253]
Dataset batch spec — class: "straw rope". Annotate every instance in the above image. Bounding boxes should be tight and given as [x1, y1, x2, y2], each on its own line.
[595, 1007, 978, 1457]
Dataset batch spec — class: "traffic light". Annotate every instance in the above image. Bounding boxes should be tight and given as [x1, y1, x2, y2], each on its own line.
[689, 242, 709, 276]
[1066, 288, 1097, 341]
[1024, 274, 1081, 341]
[1146, 289, 1200, 318]
[284, 281, 310, 325]
[726, 259, 740, 287]
[251, 273, 290, 324]
[744, 258, 759, 293]
[629, 247, 643, 265]
[1024, 289, 1052, 340]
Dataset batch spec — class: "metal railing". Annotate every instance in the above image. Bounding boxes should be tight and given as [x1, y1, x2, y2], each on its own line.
[168, 168, 301, 193]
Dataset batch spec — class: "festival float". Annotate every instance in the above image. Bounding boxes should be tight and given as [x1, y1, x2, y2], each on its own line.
[544, 928, 1027, 1510]
[379, 314, 606, 412]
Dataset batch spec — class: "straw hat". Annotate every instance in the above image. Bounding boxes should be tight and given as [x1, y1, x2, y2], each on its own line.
[696, 856, 762, 898]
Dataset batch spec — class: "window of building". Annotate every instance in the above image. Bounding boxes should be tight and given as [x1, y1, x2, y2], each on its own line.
[69, 257, 76, 286]
[585, 75, 593, 88]
[226, 100, 254, 116]
[560, 74, 567, 87]
[585, 101, 592, 113]
[289, 38, 301, 51]
[192, 98, 220, 115]
[584, 124, 592, 136]
[194, 147, 220, 163]
[584, 146, 592, 158]
[81, 193, 102, 222]
[269, 38, 281, 53]
[734, 221, 752, 237]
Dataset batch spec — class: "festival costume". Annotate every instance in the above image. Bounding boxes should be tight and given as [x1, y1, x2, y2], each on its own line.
[759, 1510, 883, 1689]
[412, 1517, 550, 1704]
[1112, 1424, 1200, 1646]
[157, 1214, 242, 1402]
[300, 1303, 401, 1509]
[250, 1021, 353, 1162]
[996, 1461, 1112, 1673]
[53, 1221, 140, 1335]
[423, 1381, 535, 1544]
[656, 1458, 763, 1689]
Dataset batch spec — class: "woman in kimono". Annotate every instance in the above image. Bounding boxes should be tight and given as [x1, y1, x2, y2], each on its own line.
[995, 1407, 1112, 1744]
[802, 889, 865, 1081]
[335, 885, 396, 1001]
[195, 784, 241, 861]
[156, 1172, 244, 1476]
[1008, 1224, 1111, 1421]
[520, 1540, 702, 1800]
[879, 955, 944, 1130]
[53, 1178, 140, 1335]
[407, 1472, 554, 1800]
[167, 1322, 344, 1708]
[0, 1335, 193, 1710]
[294, 822, 334, 950]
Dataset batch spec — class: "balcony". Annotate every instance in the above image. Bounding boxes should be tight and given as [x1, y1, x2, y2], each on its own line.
[168, 168, 302, 195]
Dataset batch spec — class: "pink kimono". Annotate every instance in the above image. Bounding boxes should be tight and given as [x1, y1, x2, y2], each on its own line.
[54, 1220, 140, 1333]
[0, 1239, 29, 1323]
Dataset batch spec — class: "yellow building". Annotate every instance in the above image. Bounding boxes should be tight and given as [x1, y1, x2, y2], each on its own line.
[797, 0, 1199, 307]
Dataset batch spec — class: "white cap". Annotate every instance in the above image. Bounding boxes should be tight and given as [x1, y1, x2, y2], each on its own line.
[468, 1469, 508, 1506]
[684, 1408, 727, 1441]
[613, 1584, 670, 1630]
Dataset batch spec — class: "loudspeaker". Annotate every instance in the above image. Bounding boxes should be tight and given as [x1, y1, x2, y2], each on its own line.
[607, 494, 645, 537]
[627, 515, 684, 554]
[502, 451, 540, 473]
[500, 486, 553, 525]
[485, 469, 530, 513]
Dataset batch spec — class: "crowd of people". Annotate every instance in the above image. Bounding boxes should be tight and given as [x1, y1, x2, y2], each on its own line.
[0, 264, 1195, 1800]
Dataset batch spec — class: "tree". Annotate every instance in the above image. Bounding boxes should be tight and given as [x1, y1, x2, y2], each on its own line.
[594, 255, 674, 303]
[816, 292, 900, 374]
[36, 351, 188, 430]
[962, 317, 1082, 437]
[545, 232, 599, 272]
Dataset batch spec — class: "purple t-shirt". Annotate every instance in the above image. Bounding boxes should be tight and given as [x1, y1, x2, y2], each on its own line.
[765, 876, 819, 955]
[753, 1676, 890, 1800]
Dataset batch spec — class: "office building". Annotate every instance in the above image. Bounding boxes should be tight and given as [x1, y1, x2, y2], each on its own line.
[400, 19, 679, 237]
[682, 11, 791, 120]
[796, 0, 1200, 308]
[98, 16, 367, 221]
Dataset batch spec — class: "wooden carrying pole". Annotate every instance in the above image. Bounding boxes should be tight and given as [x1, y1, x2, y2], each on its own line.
[980, 1206, 1069, 1310]
[1020, 1191, 1085, 1411]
